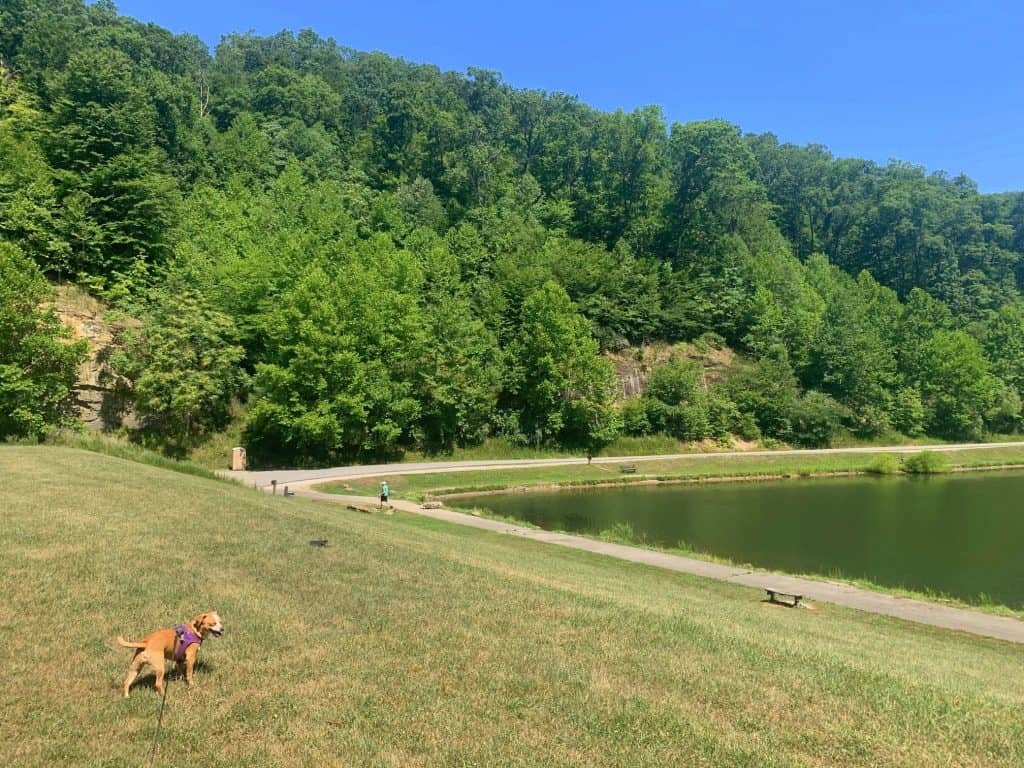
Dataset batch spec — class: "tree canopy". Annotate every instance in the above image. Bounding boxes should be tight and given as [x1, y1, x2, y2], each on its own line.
[4, 0, 1024, 460]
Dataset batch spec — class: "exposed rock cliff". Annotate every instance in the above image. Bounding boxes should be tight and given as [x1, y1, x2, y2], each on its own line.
[49, 286, 136, 430]
[606, 342, 736, 400]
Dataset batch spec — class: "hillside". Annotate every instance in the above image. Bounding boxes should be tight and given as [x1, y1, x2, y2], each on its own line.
[2, 445, 1023, 766]
[4, 0, 1024, 465]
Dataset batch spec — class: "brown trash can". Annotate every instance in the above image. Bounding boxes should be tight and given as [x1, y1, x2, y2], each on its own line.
[231, 446, 247, 471]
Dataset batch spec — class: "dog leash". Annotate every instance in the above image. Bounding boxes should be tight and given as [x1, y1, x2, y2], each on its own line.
[148, 674, 171, 768]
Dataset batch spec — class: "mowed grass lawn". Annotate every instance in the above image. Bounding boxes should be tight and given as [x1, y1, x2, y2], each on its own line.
[3, 447, 1024, 767]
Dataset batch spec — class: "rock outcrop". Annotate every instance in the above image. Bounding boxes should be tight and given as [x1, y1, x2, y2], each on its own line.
[606, 342, 736, 400]
[50, 286, 136, 430]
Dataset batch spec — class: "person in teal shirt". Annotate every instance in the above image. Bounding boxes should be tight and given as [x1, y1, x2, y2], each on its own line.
[380, 481, 389, 506]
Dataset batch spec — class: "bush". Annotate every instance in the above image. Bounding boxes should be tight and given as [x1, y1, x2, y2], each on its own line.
[620, 398, 651, 436]
[985, 382, 1022, 434]
[646, 358, 703, 406]
[663, 402, 710, 442]
[722, 353, 799, 441]
[866, 454, 900, 475]
[604, 434, 684, 455]
[706, 391, 740, 442]
[732, 412, 761, 441]
[789, 391, 847, 448]
[642, 397, 670, 434]
[694, 331, 726, 352]
[891, 387, 925, 436]
[850, 403, 890, 438]
[903, 451, 949, 474]
[599, 521, 642, 544]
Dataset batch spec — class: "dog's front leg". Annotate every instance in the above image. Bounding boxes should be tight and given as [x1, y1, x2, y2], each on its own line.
[183, 644, 200, 686]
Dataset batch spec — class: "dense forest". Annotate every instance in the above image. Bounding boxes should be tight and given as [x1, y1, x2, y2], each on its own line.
[4, 0, 1024, 464]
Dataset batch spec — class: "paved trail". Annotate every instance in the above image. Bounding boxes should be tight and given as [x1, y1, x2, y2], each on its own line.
[222, 443, 1024, 645]
[228, 441, 1024, 489]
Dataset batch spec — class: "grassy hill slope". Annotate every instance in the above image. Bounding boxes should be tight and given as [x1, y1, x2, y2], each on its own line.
[3, 446, 1022, 767]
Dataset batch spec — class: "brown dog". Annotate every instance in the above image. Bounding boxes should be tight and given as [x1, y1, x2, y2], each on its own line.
[117, 611, 224, 697]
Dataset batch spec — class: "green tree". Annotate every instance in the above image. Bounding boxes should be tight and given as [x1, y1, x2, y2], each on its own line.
[408, 231, 503, 451]
[0, 241, 87, 438]
[112, 287, 246, 451]
[620, 397, 651, 436]
[915, 330, 998, 439]
[504, 281, 620, 449]
[981, 301, 1024, 396]
[896, 288, 953, 381]
[43, 46, 181, 285]
[804, 258, 898, 433]
[722, 348, 800, 441]
[416, 296, 502, 451]
[642, 358, 712, 441]
[0, 60, 68, 274]
[789, 391, 848, 448]
[245, 239, 428, 465]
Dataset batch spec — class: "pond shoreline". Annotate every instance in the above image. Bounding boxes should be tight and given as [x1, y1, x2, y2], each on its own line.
[438, 463, 1024, 620]
[433, 461, 1024, 501]
[449, 507, 1024, 622]
[399, 501, 1024, 640]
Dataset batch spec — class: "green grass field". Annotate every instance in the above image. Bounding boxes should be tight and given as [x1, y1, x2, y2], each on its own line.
[4, 446, 1024, 767]
[317, 445, 1024, 500]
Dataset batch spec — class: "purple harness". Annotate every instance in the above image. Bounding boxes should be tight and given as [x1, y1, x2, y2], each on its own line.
[173, 624, 202, 662]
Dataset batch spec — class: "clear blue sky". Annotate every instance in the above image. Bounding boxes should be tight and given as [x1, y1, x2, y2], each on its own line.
[114, 0, 1024, 193]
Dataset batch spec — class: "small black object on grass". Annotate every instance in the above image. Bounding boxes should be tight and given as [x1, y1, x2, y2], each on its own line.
[308, 539, 328, 547]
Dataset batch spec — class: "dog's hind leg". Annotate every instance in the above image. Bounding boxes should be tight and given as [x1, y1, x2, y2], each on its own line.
[123, 651, 147, 698]
[152, 655, 167, 696]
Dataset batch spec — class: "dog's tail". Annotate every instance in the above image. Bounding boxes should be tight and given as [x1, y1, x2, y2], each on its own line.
[116, 636, 146, 649]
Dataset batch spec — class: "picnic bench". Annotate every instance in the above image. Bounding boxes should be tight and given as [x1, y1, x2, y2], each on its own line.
[619, 464, 637, 474]
[765, 589, 803, 608]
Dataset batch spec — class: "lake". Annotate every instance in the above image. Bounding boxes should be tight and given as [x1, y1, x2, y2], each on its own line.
[459, 472, 1024, 609]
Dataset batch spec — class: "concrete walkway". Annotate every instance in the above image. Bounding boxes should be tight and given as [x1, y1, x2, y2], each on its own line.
[292, 488, 1024, 645]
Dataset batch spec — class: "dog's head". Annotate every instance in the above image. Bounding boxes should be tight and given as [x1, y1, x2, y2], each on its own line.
[191, 611, 224, 638]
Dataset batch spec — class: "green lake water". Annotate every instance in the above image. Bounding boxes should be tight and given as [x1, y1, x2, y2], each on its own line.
[461, 472, 1024, 609]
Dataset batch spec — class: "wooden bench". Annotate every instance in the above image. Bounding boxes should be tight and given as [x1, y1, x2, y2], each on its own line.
[765, 589, 803, 608]
[619, 464, 637, 474]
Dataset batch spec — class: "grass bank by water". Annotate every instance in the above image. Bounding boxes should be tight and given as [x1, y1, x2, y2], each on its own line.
[316, 445, 1024, 500]
[3, 445, 1024, 766]
[315, 446, 1024, 618]
[555, 520, 1024, 622]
